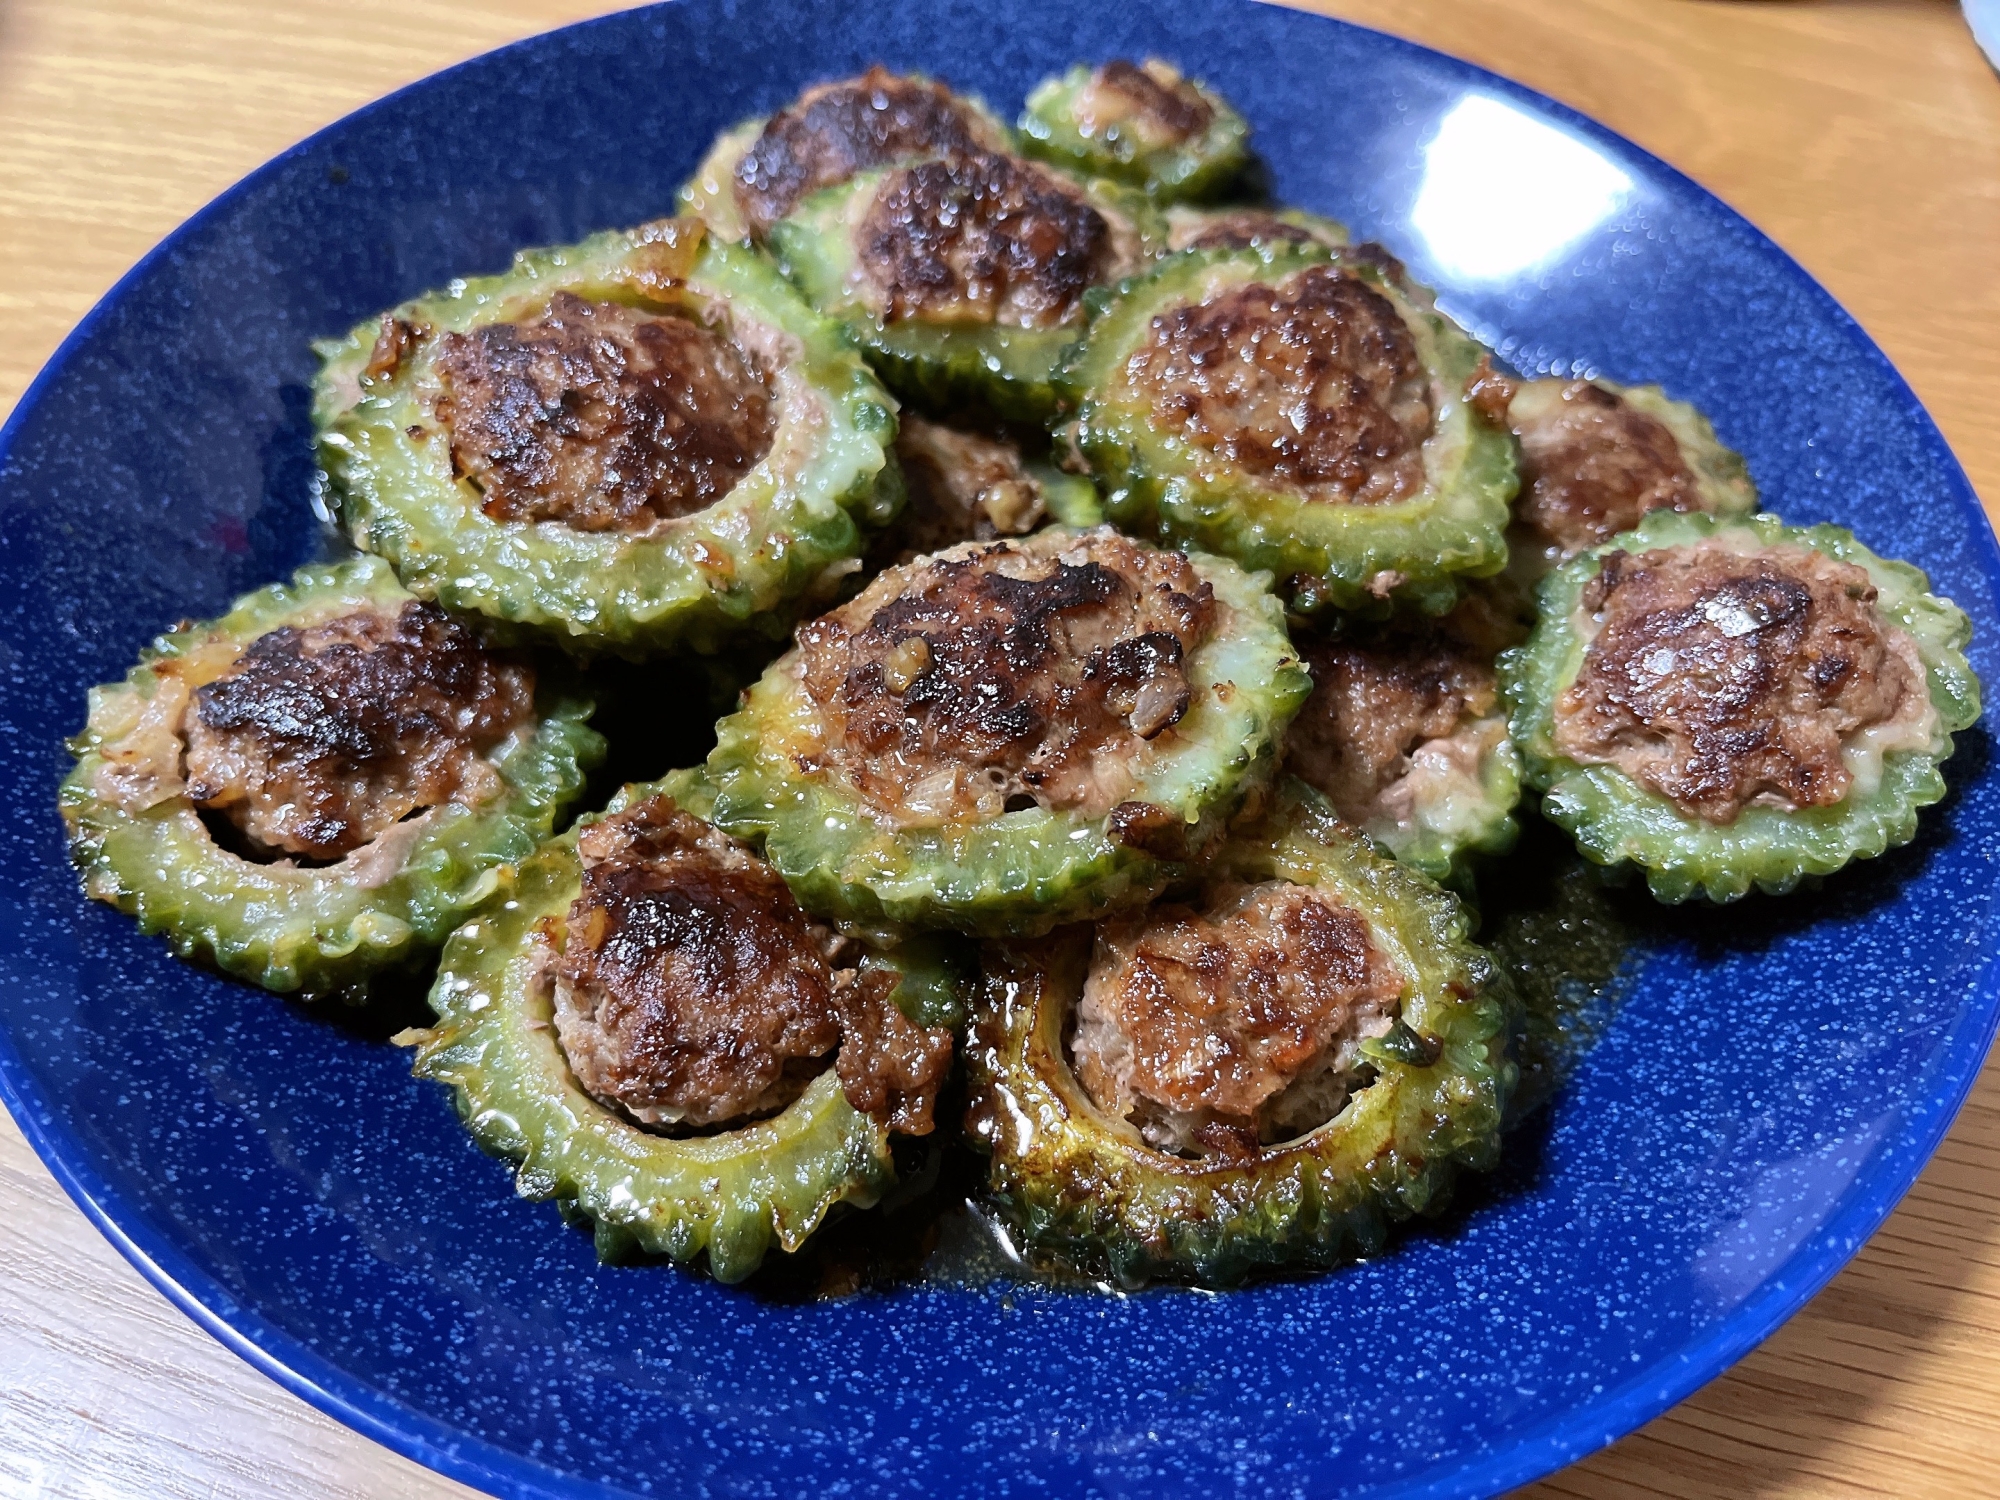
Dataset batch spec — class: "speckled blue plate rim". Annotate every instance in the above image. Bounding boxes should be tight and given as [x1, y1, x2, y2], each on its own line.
[0, 4, 1996, 1499]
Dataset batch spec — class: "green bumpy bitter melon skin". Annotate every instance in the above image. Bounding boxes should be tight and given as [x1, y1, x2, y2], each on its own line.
[1501, 510, 1982, 902]
[313, 219, 902, 659]
[767, 169, 1164, 424]
[704, 528, 1312, 937]
[59, 556, 604, 997]
[403, 771, 966, 1280]
[1062, 244, 1518, 616]
[963, 779, 1514, 1286]
[1017, 62, 1251, 204]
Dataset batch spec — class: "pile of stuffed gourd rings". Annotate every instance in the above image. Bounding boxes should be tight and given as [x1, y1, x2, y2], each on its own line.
[60, 62, 1981, 1288]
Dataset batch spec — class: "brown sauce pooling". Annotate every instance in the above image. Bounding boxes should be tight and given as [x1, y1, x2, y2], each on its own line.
[184, 602, 534, 861]
[873, 415, 1048, 567]
[733, 68, 997, 237]
[1121, 264, 1433, 503]
[1072, 59, 1214, 149]
[1507, 378, 1704, 557]
[550, 795, 953, 1133]
[795, 528, 1216, 826]
[1553, 541, 1916, 823]
[1071, 880, 1403, 1156]
[1287, 619, 1500, 824]
[858, 151, 1114, 329]
[434, 292, 774, 532]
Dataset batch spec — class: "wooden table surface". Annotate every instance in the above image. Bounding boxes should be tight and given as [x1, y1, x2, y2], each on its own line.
[2, 1, 1997, 1496]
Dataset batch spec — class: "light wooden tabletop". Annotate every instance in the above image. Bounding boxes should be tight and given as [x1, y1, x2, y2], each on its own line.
[3, 1, 1997, 1496]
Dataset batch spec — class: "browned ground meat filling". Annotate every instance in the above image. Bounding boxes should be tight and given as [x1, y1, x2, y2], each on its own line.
[1168, 209, 1323, 254]
[432, 291, 774, 531]
[1490, 375, 1704, 557]
[858, 151, 1115, 329]
[1553, 542, 1918, 822]
[1119, 264, 1433, 503]
[549, 794, 953, 1132]
[1072, 59, 1214, 148]
[183, 603, 534, 861]
[794, 529, 1217, 826]
[873, 415, 1048, 566]
[1287, 621, 1500, 825]
[733, 68, 998, 237]
[1070, 880, 1403, 1156]
[831, 964, 957, 1135]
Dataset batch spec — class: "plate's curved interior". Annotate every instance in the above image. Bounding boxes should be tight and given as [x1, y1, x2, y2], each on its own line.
[1, 3, 1996, 1498]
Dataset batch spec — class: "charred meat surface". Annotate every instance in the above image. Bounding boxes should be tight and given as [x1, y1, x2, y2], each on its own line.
[434, 291, 774, 531]
[859, 151, 1114, 329]
[549, 794, 952, 1132]
[1288, 620, 1500, 825]
[1071, 880, 1403, 1155]
[1503, 378, 1704, 557]
[733, 68, 997, 237]
[1072, 58, 1214, 149]
[1553, 542, 1919, 822]
[795, 528, 1216, 824]
[550, 795, 841, 1129]
[1120, 264, 1433, 503]
[183, 602, 534, 861]
[876, 415, 1049, 565]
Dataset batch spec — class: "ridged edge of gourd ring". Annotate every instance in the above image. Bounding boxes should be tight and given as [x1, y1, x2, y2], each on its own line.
[1500, 508, 1983, 903]
[57, 554, 603, 997]
[703, 531, 1312, 936]
[964, 780, 1514, 1287]
[312, 219, 901, 659]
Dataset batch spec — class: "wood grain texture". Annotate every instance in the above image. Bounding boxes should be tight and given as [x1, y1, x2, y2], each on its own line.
[0, 1, 1995, 1497]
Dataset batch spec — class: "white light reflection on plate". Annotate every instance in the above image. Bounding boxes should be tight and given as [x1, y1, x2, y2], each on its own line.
[1410, 94, 1634, 284]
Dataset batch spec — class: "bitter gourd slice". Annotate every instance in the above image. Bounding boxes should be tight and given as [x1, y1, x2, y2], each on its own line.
[1063, 242, 1517, 615]
[767, 157, 1162, 422]
[1489, 373, 1758, 566]
[1286, 594, 1524, 885]
[706, 525, 1310, 936]
[678, 68, 1016, 244]
[403, 771, 962, 1278]
[59, 555, 602, 996]
[314, 217, 901, 658]
[1018, 60, 1251, 204]
[963, 778, 1513, 1286]
[1502, 509, 1980, 902]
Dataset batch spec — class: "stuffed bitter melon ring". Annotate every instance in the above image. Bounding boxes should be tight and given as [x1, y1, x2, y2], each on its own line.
[707, 525, 1310, 936]
[404, 772, 958, 1280]
[1018, 59, 1251, 204]
[1285, 591, 1525, 885]
[1467, 368, 1758, 566]
[314, 217, 901, 657]
[964, 779, 1513, 1285]
[766, 149, 1161, 422]
[1503, 510, 1981, 902]
[1064, 243, 1517, 615]
[60, 556, 603, 996]
[679, 67, 1017, 245]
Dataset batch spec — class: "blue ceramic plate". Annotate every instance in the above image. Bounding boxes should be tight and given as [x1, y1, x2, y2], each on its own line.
[2, 3, 1996, 1496]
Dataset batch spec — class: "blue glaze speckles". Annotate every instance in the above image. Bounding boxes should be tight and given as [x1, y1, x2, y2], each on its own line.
[0, 4, 1996, 1499]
